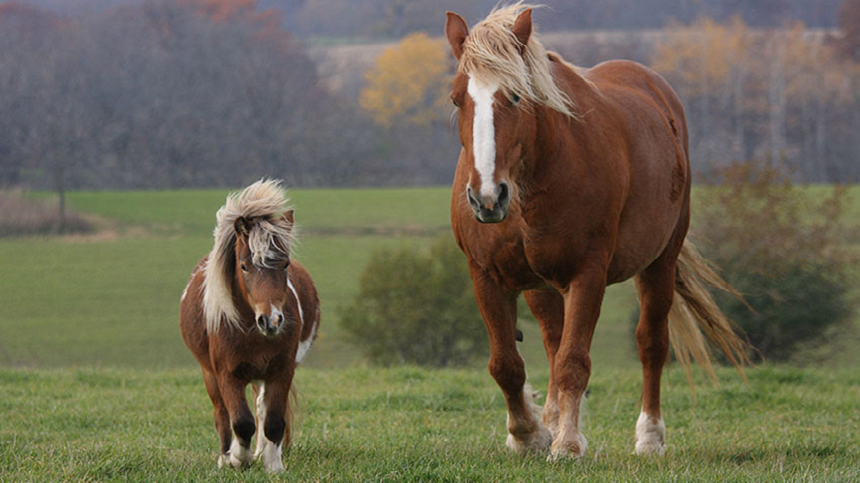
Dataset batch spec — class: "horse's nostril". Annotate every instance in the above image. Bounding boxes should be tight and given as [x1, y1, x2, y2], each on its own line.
[256, 315, 268, 329]
[497, 182, 510, 205]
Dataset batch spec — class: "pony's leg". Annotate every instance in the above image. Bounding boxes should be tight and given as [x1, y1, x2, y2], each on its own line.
[631, 255, 676, 456]
[252, 382, 265, 459]
[202, 369, 232, 468]
[524, 289, 565, 437]
[470, 267, 552, 453]
[257, 373, 294, 473]
[218, 374, 255, 468]
[550, 262, 607, 459]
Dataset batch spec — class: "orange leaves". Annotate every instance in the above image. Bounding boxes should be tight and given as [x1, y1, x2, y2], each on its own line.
[359, 32, 451, 128]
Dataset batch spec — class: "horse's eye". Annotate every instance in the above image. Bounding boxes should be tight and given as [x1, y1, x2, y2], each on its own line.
[452, 98, 460, 108]
[240, 263, 249, 273]
[283, 260, 290, 271]
[510, 93, 521, 104]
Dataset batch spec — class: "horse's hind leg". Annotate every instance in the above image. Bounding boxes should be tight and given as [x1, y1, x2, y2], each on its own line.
[471, 266, 552, 453]
[202, 369, 232, 468]
[632, 251, 677, 456]
[524, 289, 564, 437]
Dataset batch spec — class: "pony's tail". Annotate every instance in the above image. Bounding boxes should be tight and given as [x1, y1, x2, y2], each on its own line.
[668, 240, 752, 388]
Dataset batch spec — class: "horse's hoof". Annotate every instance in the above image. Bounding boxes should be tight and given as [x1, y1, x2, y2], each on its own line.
[548, 433, 587, 461]
[506, 424, 553, 454]
[634, 412, 666, 456]
[217, 453, 230, 469]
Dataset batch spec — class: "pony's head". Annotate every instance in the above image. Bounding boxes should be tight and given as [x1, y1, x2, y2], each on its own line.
[446, 3, 576, 223]
[203, 179, 296, 337]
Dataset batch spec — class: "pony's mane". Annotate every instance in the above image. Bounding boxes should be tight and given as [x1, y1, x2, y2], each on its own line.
[203, 179, 295, 333]
[459, 2, 578, 118]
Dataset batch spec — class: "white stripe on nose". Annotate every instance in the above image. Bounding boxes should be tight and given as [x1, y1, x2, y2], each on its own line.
[468, 77, 499, 199]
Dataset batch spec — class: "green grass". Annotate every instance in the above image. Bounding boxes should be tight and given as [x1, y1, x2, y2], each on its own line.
[2, 185, 858, 370]
[1, 365, 857, 482]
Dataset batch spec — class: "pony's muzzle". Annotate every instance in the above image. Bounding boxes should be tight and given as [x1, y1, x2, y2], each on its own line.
[467, 182, 511, 223]
[256, 310, 285, 337]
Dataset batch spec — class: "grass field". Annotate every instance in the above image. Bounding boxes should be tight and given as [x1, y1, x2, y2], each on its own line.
[0, 187, 644, 370]
[1, 365, 858, 482]
[2, 186, 859, 482]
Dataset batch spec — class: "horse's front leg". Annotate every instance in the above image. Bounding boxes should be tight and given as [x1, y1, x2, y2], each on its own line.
[254, 370, 295, 473]
[470, 266, 552, 453]
[550, 261, 608, 459]
[218, 374, 255, 468]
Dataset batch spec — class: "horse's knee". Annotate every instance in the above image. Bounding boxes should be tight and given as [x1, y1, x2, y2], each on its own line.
[554, 352, 590, 395]
[232, 416, 255, 444]
[488, 355, 525, 395]
[263, 414, 286, 445]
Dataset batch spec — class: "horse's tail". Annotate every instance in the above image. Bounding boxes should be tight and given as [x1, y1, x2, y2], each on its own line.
[668, 240, 752, 387]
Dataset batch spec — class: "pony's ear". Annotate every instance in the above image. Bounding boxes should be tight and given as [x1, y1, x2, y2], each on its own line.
[281, 210, 294, 226]
[512, 8, 532, 52]
[234, 216, 252, 237]
[445, 11, 468, 60]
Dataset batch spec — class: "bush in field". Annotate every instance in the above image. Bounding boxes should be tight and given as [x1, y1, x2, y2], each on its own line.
[0, 190, 91, 237]
[340, 236, 487, 367]
[691, 162, 854, 361]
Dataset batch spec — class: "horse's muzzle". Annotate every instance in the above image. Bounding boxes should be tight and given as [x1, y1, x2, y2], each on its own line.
[256, 311, 285, 337]
[467, 182, 511, 224]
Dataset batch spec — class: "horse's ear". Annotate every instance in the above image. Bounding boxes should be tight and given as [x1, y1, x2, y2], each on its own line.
[445, 11, 468, 60]
[234, 217, 252, 237]
[281, 210, 294, 226]
[512, 8, 532, 52]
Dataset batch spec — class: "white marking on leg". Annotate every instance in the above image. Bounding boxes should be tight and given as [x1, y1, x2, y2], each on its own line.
[254, 383, 267, 459]
[467, 77, 499, 199]
[505, 382, 553, 453]
[634, 410, 666, 456]
[286, 277, 304, 326]
[229, 432, 253, 468]
[261, 437, 285, 473]
[548, 391, 588, 460]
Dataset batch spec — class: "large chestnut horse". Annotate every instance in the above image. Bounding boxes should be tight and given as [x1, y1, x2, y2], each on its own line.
[445, 4, 748, 459]
[180, 179, 320, 472]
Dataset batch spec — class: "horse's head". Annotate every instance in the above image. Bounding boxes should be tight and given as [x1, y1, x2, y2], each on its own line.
[446, 6, 575, 224]
[232, 211, 294, 337]
[446, 8, 536, 224]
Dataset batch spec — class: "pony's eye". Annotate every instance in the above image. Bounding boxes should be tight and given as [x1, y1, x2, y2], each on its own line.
[240, 263, 249, 273]
[510, 93, 521, 104]
[283, 260, 290, 271]
[452, 98, 460, 108]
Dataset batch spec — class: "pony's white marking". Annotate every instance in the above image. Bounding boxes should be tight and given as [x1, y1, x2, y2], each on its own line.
[634, 411, 666, 456]
[252, 382, 285, 472]
[261, 437, 285, 472]
[254, 382, 267, 458]
[296, 320, 317, 364]
[270, 305, 284, 329]
[228, 431, 253, 468]
[181, 284, 189, 302]
[505, 382, 552, 453]
[286, 277, 304, 327]
[467, 77, 499, 199]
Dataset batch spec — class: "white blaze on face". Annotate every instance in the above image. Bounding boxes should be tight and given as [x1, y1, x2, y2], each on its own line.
[467, 77, 499, 199]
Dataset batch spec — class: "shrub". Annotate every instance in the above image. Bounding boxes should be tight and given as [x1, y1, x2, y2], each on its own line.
[340, 235, 487, 367]
[0, 190, 92, 237]
[691, 162, 854, 362]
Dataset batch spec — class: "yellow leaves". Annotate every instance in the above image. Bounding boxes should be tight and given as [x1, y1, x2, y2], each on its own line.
[360, 32, 451, 128]
[651, 16, 750, 95]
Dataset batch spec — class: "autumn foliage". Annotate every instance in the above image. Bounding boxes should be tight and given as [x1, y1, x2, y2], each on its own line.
[360, 32, 451, 128]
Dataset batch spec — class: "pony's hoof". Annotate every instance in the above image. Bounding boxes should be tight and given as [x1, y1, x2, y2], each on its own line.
[634, 412, 666, 456]
[548, 433, 587, 461]
[506, 425, 553, 453]
[264, 459, 285, 473]
[217, 453, 230, 469]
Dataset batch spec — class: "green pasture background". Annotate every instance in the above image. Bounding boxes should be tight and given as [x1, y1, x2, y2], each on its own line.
[2, 187, 860, 482]
[2, 186, 860, 370]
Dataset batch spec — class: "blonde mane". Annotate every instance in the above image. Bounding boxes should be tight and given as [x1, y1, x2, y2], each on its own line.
[459, 2, 578, 118]
[202, 179, 295, 333]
